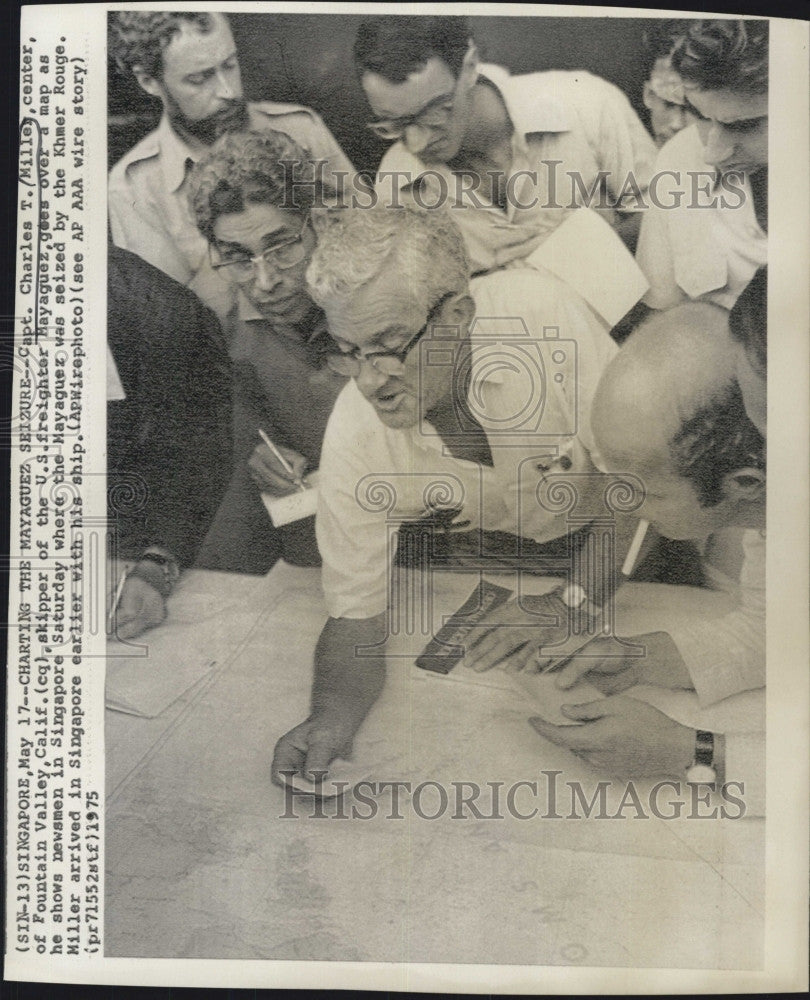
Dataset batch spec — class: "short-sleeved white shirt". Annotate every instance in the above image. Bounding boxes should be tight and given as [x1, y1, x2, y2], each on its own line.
[635, 124, 767, 310]
[376, 64, 657, 276]
[316, 267, 619, 619]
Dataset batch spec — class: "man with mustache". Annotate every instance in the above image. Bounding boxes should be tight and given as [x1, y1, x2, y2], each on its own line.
[108, 11, 354, 318]
[186, 129, 348, 573]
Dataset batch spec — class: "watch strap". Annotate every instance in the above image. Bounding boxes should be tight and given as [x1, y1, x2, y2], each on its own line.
[694, 730, 714, 768]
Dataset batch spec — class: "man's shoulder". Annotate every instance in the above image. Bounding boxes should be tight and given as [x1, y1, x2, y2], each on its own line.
[109, 125, 162, 186]
[248, 100, 326, 127]
[321, 381, 394, 483]
[376, 142, 423, 184]
[503, 66, 618, 102]
[470, 265, 573, 313]
[325, 380, 379, 441]
[653, 123, 707, 173]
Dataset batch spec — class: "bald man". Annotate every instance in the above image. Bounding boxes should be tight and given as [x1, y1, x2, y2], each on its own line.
[530, 302, 766, 790]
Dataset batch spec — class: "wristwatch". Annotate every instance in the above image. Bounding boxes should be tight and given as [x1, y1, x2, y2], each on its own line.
[685, 730, 717, 784]
[129, 549, 180, 599]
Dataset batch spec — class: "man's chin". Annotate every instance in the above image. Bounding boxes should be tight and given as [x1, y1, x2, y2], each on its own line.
[177, 103, 250, 145]
[372, 396, 418, 429]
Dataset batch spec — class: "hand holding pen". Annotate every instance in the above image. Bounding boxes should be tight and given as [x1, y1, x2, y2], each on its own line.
[249, 429, 309, 496]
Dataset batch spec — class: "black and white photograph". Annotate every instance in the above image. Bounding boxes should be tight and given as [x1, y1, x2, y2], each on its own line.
[6, 2, 809, 992]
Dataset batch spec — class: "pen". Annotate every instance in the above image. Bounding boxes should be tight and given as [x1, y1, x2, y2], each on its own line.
[108, 565, 129, 633]
[258, 428, 307, 492]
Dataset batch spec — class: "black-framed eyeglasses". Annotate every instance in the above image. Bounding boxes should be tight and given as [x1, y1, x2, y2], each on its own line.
[325, 293, 455, 378]
[365, 79, 462, 142]
[210, 218, 310, 282]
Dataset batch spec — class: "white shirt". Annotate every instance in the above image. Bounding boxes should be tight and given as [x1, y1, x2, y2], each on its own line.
[108, 102, 356, 318]
[316, 267, 619, 620]
[375, 64, 657, 278]
[669, 529, 766, 707]
[635, 124, 767, 310]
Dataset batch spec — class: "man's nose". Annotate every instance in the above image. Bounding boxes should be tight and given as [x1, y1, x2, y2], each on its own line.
[702, 122, 735, 166]
[252, 257, 283, 292]
[355, 359, 392, 394]
[403, 123, 433, 155]
[214, 68, 239, 102]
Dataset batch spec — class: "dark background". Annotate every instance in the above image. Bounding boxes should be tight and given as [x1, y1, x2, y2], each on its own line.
[108, 13, 686, 173]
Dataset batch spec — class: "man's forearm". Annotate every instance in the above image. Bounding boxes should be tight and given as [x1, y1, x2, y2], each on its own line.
[310, 614, 388, 731]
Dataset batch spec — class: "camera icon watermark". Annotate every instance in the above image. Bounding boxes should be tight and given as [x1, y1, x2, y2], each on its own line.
[417, 315, 578, 448]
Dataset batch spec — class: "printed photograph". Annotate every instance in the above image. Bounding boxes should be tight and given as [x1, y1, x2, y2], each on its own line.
[103, 9, 769, 968]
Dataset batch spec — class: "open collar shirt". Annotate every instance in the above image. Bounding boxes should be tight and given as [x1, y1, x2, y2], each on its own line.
[315, 266, 619, 620]
[375, 64, 656, 278]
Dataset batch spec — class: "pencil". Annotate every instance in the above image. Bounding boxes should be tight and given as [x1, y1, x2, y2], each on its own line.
[258, 428, 306, 492]
[108, 566, 129, 633]
[621, 519, 650, 578]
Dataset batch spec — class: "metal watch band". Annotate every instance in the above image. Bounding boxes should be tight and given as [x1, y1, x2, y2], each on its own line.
[694, 730, 714, 768]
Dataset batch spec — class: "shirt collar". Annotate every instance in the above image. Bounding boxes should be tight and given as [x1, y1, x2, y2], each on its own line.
[156, 114, 198, 194]
[478, 63, 571, 138]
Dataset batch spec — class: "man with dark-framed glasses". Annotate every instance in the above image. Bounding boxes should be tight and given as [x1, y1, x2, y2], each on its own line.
[108, 10, 355, 320]
[354, 14, 657, 273]
[186, 128, 347, 572]
[271, 202, 626, 788]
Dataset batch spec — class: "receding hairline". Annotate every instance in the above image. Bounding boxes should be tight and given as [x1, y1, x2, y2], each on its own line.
[593, 302, 737, 464]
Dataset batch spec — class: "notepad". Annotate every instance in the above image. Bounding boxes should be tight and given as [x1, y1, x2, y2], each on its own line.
[526, 209, 649, 327]
[261, 470, 320, 526]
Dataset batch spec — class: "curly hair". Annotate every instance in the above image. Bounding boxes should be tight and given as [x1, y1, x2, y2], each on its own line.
[108, 11, 219, 78]
[187, 129, 337, 244]
[306, 203, 470, 319]
[670, 380, 765, 506]
[672, 19, 768, 94]
[354, 15, 472, 83]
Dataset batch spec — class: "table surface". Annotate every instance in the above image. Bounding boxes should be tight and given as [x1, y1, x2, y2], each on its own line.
[105, 563, 764, 968]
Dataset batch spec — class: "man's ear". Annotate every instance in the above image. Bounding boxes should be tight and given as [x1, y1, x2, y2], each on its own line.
[460, 42, 479, 87]
[722, 466, 766, 505]
[642, 81, 654, 110]
[132, 66, 165, 101]
[441, 292, 476, 333]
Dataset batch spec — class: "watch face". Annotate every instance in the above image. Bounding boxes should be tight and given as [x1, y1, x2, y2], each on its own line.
[686, 764, 717, 785]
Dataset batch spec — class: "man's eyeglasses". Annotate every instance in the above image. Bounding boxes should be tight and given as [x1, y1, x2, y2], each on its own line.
[366, 90, 458, 142]
[325, 293, 455, 378]
[210, 219, 310, 282]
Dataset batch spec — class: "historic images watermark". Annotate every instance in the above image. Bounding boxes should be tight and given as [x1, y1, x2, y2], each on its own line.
[278, 772, 747, 821]
[276, 159, 749, 212]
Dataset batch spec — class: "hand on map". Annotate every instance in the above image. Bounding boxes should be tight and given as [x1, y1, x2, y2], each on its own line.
[112, 575, 167, 641]
[554, 632, 694, 694]
[462, 597, 570, 674]
[271, 713, 357, 788]
[529, 695, 696, 778]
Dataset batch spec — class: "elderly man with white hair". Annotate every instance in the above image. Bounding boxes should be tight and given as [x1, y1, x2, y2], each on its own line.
[271, 203, 643, 787]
